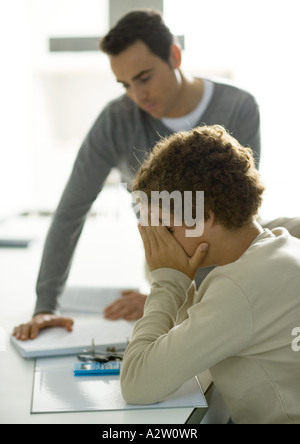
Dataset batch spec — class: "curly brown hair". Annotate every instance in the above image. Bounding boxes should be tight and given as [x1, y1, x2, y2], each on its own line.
[132, 125, 265, 230]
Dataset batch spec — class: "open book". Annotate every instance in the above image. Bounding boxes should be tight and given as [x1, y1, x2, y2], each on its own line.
[10, 287, 135, 358]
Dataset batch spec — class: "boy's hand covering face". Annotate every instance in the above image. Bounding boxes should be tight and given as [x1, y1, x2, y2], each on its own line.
[138, 223, 209, 280]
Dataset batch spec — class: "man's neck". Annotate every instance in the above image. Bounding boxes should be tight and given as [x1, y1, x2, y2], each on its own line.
[167, 72, 204, 118]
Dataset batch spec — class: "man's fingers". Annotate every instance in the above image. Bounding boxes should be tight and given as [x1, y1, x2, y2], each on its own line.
[29, 322, 40, 340]
[105, 303, 134, 320]
[12, 326, 19, 337]
[104, 294, 146, 320]
[104, 299, 124, 319]
[12, 314, 74, 341]
[121, 290, 134, 297]
[57, 317, 74, 332]
[20, 324, 31, 341]
[13, 324, 30, 341]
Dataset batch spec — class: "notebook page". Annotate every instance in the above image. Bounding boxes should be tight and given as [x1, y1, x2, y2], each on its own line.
[59, 286, 138, 314]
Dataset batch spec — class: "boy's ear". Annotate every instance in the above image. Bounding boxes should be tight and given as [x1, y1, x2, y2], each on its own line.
[206, 210, 216, 228]
[169, 44, 182, 69]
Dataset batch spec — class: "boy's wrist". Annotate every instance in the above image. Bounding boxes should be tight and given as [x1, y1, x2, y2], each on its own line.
[150, 267, 193, 290]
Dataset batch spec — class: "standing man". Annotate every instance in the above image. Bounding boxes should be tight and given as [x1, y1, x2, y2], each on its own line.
[13, 9, 260, 340]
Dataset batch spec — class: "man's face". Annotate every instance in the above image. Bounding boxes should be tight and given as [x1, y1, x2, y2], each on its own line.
[109, 40, 182, 119]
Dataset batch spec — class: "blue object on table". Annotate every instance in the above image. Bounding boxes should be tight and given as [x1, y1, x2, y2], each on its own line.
[73, 361, 121, 376]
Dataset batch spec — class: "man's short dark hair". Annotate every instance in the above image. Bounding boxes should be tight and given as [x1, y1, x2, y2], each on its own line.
[100, 9, 175, 63]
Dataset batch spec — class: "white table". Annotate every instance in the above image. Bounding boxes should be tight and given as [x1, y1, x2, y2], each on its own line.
[0, 215, 214, 424]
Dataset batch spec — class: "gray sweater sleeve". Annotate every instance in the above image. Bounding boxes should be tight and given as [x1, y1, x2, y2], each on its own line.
[201, 81, 261, 167]
[34, 100, 126, 315]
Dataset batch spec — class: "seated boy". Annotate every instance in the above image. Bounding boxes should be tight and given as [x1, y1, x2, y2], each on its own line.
[120, 125, 300, 424]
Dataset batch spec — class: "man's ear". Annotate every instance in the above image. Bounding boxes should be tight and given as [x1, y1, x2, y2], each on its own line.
[169, 44, 182, 69]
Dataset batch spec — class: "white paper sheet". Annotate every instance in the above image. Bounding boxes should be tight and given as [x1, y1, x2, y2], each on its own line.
[31, 356, 207, 413]
[59, 286, 133, 314]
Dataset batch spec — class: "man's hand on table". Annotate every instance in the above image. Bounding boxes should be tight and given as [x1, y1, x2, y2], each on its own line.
[12, 313, 74, 341]
[12, 291, 146, 341]
[104, 290, 146, 320]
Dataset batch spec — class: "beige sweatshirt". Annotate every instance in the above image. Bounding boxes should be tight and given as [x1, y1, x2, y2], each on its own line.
[121, 228, 300, 424]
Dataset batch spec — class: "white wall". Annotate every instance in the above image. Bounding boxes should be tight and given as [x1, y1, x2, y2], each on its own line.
[165, 0, 300, 220]
[28, 0, 124, 210]
[0, 0, 33, 219]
